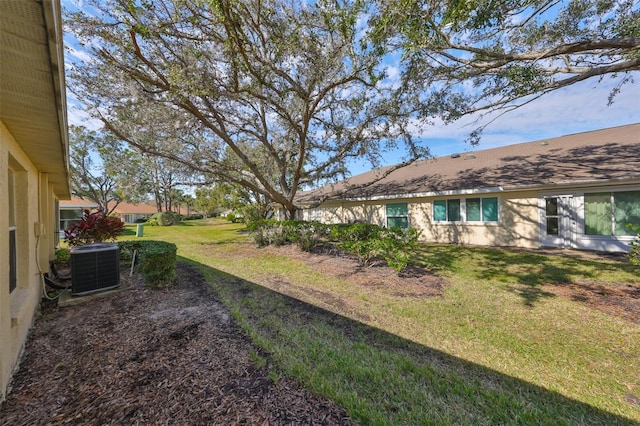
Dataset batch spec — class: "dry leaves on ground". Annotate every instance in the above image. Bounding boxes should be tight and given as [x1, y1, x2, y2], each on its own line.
[0, 263, 349, 425]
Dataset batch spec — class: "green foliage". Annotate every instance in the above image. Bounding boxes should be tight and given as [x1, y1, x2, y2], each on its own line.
[627, 225, 640, 266]
[377, 227, 422, 272]
[369, 0, 639, 143]
[226, 213, 243, 223]
[146, 211, 181, 226]
[55, 247, 70, 264]
[69, 125, 150, 212]
[67, 0, 427, 217]
[249, 220, 420, 271]
[64, 209, 125, 247]
[118, 240, 177, 287]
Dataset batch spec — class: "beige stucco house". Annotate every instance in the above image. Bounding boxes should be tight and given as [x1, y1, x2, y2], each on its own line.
[296, 123, 640, 253]
[1, 0, 70, 401]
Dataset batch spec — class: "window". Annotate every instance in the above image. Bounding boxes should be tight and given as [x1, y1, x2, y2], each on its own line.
[467, 198, 481, 221]
[584, 191, 640, 236]
[614, 191, 640, 236]
[467, 197, 499, 222]
[545, 198, 559, 235]
[60, 208, 83, 232]
[386, 203, 409, 228]
[482, 198, 499, 222]
[9, 227, 16, 293]
[8, 168, 16, 293]
[434, 199, 460, 222]
[434, 197, 498, 222]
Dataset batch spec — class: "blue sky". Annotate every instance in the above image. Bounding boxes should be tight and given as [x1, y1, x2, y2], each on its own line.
[62, 0, 640, 178]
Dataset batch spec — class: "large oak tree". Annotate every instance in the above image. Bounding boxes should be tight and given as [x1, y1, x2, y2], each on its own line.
[67, 0, 427, 217]
[371, 0, 640, 143]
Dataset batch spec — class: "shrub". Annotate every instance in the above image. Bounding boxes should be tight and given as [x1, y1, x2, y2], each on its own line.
[247, 218, 420, 271]
[64, 209, 125, 247]
[335, 223, 382, 267]
[146, 211, 181, 226]
[377, 227, 422, 272]
[226, 212, 243, 223]
[295, 221, 328, 252]
[118, 240, 177, 287]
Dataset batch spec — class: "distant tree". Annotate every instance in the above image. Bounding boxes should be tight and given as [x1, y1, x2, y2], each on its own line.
[69, 125, 149, 213]
[371, 0, 640, 143]
[67, 0, 428, 218]
[194, 182, 269, 219]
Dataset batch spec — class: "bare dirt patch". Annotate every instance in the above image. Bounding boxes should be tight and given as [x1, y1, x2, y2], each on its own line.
[545, 281, 640, 325]
[0, 263, 348, 425]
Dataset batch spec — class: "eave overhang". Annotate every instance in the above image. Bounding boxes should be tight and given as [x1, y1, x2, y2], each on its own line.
[0, 0, 70, 198]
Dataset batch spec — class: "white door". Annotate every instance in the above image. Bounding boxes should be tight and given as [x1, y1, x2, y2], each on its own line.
[541, 195, 576, 248]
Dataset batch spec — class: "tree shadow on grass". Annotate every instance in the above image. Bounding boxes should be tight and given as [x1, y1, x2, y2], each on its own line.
[416, 245, 637, 307]
[181, 257, 639, 425]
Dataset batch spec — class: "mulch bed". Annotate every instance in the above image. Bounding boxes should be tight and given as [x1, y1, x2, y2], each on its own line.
[0, 263, 349, 425]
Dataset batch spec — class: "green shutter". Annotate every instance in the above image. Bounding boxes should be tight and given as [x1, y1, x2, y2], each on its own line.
[584, 193, 612, 235]
[434, 200, 446, 221]
[448, 199, 461, 221]
[482, 197, 498, 222]
[614, 191, 640, 236]
[466, 198, 481, 221]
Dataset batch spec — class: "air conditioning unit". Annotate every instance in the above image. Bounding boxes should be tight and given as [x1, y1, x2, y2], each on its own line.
[71, 243, 120, 296]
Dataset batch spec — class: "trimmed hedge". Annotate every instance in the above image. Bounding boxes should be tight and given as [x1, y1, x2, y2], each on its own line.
[118, 240, 177, 287]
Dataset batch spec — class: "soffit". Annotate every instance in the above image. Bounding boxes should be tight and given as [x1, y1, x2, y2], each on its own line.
[0, 0, 70, 198]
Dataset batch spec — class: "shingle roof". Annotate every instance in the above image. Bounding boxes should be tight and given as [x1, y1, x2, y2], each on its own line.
[297, 123, 640, 204]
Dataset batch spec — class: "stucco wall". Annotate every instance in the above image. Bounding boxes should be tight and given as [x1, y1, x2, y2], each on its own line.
[410, 192, 540, 248]
[308, 191, 540, 248]
[0, 121, 56, 401]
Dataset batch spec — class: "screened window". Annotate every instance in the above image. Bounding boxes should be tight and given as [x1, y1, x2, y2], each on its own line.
[467, 198, 481, 221]
[386, 203, 409, 228]
[482, 198, 499, 222]
[545, 198, 559, 235]
[584, 191, 640, 236]
[614, 191, 640, 236]
[8, 168, 16, 293]
[434, 199, 460, 222]
[435, 198, 497, 222]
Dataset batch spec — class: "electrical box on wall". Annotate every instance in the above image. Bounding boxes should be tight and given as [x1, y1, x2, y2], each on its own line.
[70, 243, 120, 296]
[34, 222, 44, 237]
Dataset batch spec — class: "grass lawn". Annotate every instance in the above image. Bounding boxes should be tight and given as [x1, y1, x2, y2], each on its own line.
[122, 219, 640, 424]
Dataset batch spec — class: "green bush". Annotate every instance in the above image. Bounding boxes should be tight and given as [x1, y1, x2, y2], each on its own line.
[55, 247, 70, 263]
[377, 227, 422, 272]
[118, 240, 177, 287]
[248, 219, 420, 271]
[146, 211, 181, 226]
[226, 212, 243, 223]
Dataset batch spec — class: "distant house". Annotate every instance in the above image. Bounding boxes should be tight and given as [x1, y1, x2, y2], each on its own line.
[59, 198, 195, 225]
[58, 198, 98, 235]
[0, 0, 70, 401]
[296, 123, 640, 253]
[107, 201, 159, 223]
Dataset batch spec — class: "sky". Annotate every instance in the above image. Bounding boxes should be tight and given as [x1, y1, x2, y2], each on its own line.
[62, 0, 640, 178]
